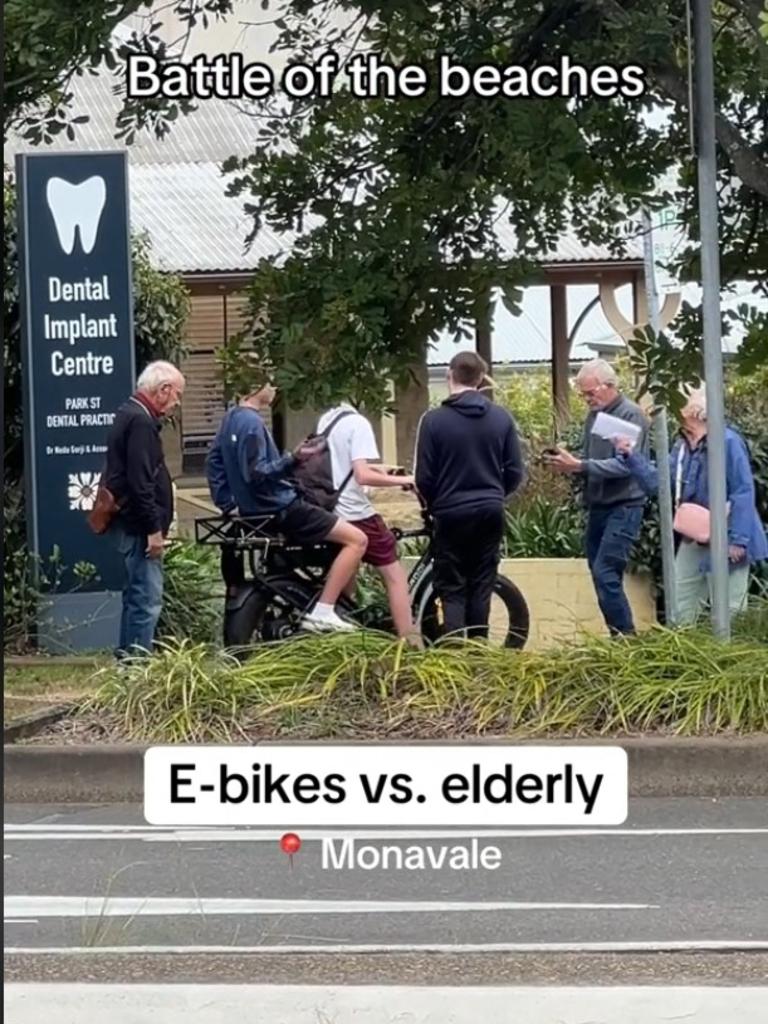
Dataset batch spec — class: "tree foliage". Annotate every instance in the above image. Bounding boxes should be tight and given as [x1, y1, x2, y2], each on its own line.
[3, 0, 236, 143]
[3, 178, 190, 483]
[215, 0, 766, 408]
[6, 1, 765, 408]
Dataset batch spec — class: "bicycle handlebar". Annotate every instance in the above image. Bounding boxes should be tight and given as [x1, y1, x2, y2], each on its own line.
[390, 493, 432, 542]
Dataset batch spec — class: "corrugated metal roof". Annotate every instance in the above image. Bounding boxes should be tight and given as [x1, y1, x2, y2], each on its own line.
[493, 210, 644, 264]
[126, 164, 645, 274]
[5, 43, 257, 166]
[129, 161, 291, 272]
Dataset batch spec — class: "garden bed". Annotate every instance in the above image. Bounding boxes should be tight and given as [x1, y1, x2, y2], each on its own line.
[16, 624, 767, 746]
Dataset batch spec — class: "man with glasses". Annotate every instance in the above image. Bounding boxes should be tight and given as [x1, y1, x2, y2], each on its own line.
[104, 360, 185, 657]
[544, 359, 649, 636]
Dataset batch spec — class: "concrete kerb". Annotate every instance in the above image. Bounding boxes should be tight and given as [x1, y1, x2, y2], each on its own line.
[4, 736, 768, 803]
[3, 703, 76, 745]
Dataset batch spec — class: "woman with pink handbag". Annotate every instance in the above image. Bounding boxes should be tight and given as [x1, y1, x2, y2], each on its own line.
[615, 387, 767, 626]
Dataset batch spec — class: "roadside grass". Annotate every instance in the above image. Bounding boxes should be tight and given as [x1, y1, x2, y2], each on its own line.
[85, 627, 768, 743]
[733, 596, 768, 645]
[4, 661, 104, 722]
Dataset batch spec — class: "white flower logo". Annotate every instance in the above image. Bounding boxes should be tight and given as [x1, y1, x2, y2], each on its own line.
[68, 471, 100, 511]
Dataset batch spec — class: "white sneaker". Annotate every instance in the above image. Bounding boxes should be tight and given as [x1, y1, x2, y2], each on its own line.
[302, 608, 358, 633]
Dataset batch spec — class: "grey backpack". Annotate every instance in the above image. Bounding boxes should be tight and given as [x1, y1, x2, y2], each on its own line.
[290, 410, 356, 511]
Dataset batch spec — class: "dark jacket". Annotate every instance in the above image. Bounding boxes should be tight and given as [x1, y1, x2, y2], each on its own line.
[206, 405, 297, 516]
[104, 396, 174, 536]
[414, 391, 525, 515]
[580, 395, 650, 508]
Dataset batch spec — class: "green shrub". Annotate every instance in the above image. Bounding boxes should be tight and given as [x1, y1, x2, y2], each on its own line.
[157, 540, 224, 646]
[4, 511, 226, 653]
[88, 640, 245, 742]
[726, 379, 768, 529]
[496, 371, 581, 441]
[88, 628, 768, 742]
[3, 485, 100, 653]
[503, 496, 584, 558]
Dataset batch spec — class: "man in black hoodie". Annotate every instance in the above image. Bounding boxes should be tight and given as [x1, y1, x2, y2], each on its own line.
[414, 351, 524, 638]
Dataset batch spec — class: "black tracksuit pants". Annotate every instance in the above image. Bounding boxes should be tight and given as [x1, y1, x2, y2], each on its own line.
[431, 504, 505, 639]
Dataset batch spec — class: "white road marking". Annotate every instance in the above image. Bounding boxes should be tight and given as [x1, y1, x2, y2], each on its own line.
[3, 895, 657, 919]
[4, 825, 768, 842]
[6, 824, 173, 832]
[4, 943, 768, 955]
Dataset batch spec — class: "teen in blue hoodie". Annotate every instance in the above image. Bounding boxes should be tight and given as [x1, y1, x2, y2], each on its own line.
[206, 381, 367, 633]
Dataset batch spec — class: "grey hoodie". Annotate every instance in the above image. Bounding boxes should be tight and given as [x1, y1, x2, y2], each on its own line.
[580, 394, 650, 507]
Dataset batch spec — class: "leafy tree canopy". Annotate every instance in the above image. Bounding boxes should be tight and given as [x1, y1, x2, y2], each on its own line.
[6, 1, 766, 411]
[3, 0, 236, 144]
[219, 0, 767, 410]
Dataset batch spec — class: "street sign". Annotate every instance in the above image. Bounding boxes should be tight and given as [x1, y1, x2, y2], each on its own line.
[623, 201, 685, 298]
[647, 204, 686, 296]
[16, 151, 135, 649]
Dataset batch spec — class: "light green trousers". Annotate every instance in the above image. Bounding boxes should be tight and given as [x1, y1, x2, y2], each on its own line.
[675, 539, 750, 626]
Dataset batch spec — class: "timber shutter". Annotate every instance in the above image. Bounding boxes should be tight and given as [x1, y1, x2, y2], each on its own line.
[180, 292, 253, 457]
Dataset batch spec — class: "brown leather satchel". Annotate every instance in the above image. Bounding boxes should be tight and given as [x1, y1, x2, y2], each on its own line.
[87, 482, 121, 535]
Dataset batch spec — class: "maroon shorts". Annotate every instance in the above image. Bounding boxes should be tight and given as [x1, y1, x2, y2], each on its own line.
[353, 514, 398, 567]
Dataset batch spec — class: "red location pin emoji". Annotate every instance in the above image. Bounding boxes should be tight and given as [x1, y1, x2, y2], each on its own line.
[279, 832, 301, 869]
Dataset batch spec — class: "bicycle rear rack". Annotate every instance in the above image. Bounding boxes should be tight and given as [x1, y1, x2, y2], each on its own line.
[194, 514, 332, 556]
[194, 514, 277, 549]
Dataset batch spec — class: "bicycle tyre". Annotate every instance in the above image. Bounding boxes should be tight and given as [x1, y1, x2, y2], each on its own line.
[416, 573, 530, 649]
[223, 577, 318, 649]
[223, 588, 268, 647]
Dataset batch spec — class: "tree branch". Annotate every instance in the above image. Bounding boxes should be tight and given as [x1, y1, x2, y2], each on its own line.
[652, 64, 768, 200]
[588, 0, 768, 200]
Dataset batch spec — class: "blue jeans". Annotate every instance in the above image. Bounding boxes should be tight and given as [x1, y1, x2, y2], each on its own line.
[115, 528, 164, 657]
[585, 505, 644, 635]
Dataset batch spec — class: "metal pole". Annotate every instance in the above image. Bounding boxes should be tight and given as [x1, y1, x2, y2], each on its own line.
[642, 210, 678, 626]
[693, 0, 730, 639]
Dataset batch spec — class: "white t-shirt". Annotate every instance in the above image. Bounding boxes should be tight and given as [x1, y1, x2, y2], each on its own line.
[316, 404, 380, 521]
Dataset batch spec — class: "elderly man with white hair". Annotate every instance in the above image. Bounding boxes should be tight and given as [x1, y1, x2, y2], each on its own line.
[544, 359, 650, 635]
[616, 385, 767, 625]
[103, 360, 185, 657]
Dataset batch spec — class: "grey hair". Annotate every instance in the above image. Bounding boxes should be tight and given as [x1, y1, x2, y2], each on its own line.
[136, 360, 184, 394]
[682, 385, 707, 421]
[575, 359, 618, 387]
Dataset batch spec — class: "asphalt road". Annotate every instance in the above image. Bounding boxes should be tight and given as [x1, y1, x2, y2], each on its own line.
[4, 797, 768, 965]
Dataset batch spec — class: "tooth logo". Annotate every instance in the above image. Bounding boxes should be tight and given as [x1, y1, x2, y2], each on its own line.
[46, 176, 107, 255]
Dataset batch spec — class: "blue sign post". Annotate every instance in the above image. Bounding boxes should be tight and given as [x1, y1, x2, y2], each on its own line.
[16, 151, 135, 651]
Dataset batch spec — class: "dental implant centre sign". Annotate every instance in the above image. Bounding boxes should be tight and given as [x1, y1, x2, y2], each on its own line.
[16, 151, 135, 591]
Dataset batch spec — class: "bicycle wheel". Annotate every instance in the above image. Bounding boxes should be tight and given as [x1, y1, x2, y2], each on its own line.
[223, 577, 318, 649]
[223, 587, 268, 647]
[416, 573, 530, 649]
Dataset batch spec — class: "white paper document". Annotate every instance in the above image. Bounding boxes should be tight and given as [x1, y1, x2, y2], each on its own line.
[591, 412, 641, 447]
